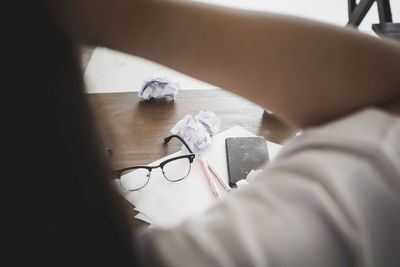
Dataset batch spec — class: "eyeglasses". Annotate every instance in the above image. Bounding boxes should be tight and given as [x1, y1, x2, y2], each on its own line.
[113, 135, 195, 191]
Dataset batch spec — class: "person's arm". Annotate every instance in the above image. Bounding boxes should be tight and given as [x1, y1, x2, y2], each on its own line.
[43, 0, 400, 127]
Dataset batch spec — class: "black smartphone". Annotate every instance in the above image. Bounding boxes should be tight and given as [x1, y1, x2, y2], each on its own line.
[225, 136, 269, 187]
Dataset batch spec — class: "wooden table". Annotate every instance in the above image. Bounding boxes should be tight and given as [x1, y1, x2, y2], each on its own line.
[89, 89, 296, 170]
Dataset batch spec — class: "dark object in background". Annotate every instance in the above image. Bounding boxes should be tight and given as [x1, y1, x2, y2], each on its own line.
[225, 137, 269, 188]
[346, 0, 400, 42]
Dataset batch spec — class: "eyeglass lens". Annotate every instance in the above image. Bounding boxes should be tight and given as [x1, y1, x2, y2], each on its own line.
[120, 168, 150, 191]
[162, 157, 192, 182]
[120, 157, 192, 191]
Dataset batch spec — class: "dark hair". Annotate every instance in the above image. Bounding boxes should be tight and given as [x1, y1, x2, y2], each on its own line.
[13, 1, 136, 266]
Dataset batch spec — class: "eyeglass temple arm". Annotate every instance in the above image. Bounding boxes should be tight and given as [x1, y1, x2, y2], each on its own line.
[164, 135, 194, 154]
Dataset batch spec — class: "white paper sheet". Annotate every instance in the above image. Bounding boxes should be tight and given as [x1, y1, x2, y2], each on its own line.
[135, 212, 156, 225]
[113, 126, 282, 228]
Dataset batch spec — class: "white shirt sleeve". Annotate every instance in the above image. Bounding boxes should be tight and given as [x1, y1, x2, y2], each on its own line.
[136, 108, 400, 267]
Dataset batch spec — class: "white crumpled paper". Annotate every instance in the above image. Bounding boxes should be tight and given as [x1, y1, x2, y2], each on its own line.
[171, 111, 221, 151]
[138, 76, 180, 100]
[195, 111, 221, 136]
[236, 169, 263, 188]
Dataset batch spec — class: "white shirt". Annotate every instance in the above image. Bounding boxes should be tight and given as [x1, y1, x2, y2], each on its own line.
[137, 108, 400, 267]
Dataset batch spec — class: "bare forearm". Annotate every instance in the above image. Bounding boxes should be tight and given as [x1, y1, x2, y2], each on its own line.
[44, 0, 400, 127]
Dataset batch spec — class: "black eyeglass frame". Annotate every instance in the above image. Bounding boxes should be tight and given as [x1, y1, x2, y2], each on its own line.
[113, 135, 195, 191]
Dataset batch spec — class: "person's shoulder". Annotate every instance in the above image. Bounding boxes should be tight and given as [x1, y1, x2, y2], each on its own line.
[305, 107, 398, 144]
[314, 107, 399, 140]
[273, 107, 400, 163]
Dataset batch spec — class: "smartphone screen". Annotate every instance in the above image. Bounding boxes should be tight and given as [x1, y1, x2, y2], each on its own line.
[225, 136, 269, 187]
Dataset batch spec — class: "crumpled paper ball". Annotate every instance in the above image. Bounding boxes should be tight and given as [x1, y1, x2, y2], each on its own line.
[138, 76, 180, 100]
[195, 111, 221, 136]
[171, 111, 220, 151]
[236, 169, 263, 188]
